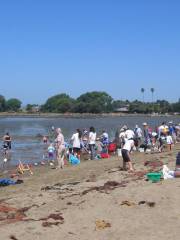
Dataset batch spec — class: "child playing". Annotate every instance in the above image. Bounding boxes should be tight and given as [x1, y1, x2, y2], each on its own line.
[47, 143, 55, 162]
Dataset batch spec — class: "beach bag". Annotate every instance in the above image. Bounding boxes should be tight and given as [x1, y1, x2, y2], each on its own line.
[108, 143, 116, 152]
[69, 154, 80, 165]
[101, 153, 110, 159]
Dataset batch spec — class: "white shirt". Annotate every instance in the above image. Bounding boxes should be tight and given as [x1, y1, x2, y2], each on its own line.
[123, 139, 134, 152]
[119, 132, 126, 139]
[135, 128, 143, 138]
[125, 129, 135, 140]
[159, 125, 169, 134]
[166, 135, 173, 144]
[71, 132, 81, 148]
[89, 132, 96, 144]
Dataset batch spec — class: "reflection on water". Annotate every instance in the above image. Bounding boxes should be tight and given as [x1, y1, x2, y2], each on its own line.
[0, 116, 179, 166]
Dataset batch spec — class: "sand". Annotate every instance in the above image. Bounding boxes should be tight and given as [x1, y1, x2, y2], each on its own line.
[0, 144, 180, 240]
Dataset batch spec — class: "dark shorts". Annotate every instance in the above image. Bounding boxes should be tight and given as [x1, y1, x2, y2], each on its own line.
[48, 152, 54, 159]
[121, 149, 130, 162]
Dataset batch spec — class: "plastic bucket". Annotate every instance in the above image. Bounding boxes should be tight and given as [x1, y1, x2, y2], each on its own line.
[146, 172, 162, 182]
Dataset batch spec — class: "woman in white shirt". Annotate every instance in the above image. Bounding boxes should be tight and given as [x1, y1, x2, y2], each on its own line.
[89, 126, 97, 160]
[71, 129, 82, 159]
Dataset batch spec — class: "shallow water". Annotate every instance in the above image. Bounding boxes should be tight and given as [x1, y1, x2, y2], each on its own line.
[0, 116, 179, 167]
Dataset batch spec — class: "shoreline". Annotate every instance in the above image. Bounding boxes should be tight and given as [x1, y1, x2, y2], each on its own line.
[0, 112, 179, 119]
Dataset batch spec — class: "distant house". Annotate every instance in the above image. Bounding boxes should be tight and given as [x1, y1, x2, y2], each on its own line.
[31, 105, 40, 113]
[114, 106, 129, 113]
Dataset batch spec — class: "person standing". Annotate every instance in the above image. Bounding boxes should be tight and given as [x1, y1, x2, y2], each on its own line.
[89, 127, 97, 160]
[119, 128, 126, 148]
[121, 139, 135, 172]
[100, 130, 109, 145]
[125, 127, 135, 140]
[71, 129, 82, 159]
[142, 123, 151, 151]
[166, 132, 173, 151]
[55, 128, 65, 169]
[3, 133, 12, 150]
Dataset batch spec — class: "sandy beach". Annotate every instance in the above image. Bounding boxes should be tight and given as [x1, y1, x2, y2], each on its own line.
[0, 144, 180, 240]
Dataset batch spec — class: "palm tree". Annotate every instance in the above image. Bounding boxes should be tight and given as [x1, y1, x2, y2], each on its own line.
[150, 88, 155, 113]
[150, 88, 155, 102]
[141, 88, 145, 103]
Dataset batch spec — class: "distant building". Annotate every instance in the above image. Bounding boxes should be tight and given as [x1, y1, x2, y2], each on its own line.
[31, 105, 40, 113]
[114, 105, 129, 113]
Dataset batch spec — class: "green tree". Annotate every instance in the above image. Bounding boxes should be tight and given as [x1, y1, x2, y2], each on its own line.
[156, 100, 171, 113]
[172, 101, 180, 113]
[26, 104, 33, 112]
[0, 95, 6, 112]
[6, 98, 22, 112]
[26, 104, 39, 113]
[76, 91, 113, 113]
[41, 93, 75, 113]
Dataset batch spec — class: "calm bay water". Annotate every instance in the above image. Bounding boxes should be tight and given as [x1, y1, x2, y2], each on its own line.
[0, 116, 179, 166]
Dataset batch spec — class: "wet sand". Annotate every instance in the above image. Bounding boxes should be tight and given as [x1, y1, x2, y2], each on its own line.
[0, 144, 180, 240]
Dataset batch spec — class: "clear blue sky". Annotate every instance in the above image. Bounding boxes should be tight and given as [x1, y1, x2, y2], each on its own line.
[0, 0, 179, 104]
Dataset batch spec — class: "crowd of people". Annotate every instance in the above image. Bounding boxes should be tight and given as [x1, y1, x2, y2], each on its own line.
[44, 127, 107, 169]
[40, 121, 180, 171]
[2, 121, 180, 172]
[115, 121, 180, 171]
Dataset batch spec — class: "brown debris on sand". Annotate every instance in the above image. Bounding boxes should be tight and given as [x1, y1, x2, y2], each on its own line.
[40, 213, 64, 222]
[138, 201, 156, 207]
[0, 202, 65, 227]
[9, 235, 18, 240]
[120, 201, 136, 207]
[82, 181, 128, 195]
[40, 213, 64, 228]
[0, 203, 38, 225]
[95, 220, 111, 230]
[42, 221, 61, 227]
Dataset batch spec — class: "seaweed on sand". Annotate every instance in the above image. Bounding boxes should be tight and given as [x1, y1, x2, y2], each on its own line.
[81, 181, 128, 195]
[0, 202, 64, 227]
[0, 203, 39, 225]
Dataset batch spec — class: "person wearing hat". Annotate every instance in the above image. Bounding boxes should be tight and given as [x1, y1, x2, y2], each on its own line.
[134, 124, 143, 148]
[121, 138, 135, 172]
[119, 127, 126, 148]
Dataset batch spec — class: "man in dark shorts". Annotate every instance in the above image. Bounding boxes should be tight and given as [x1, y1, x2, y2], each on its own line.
[121, 139, 135, 171]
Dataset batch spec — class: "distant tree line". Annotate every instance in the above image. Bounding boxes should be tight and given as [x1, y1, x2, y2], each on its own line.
[0, 92, 180, 114]
[0, 95, 22, 112]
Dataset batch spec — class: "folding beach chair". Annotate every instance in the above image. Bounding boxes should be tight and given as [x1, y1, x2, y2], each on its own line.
[17, 160, 33, 175]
